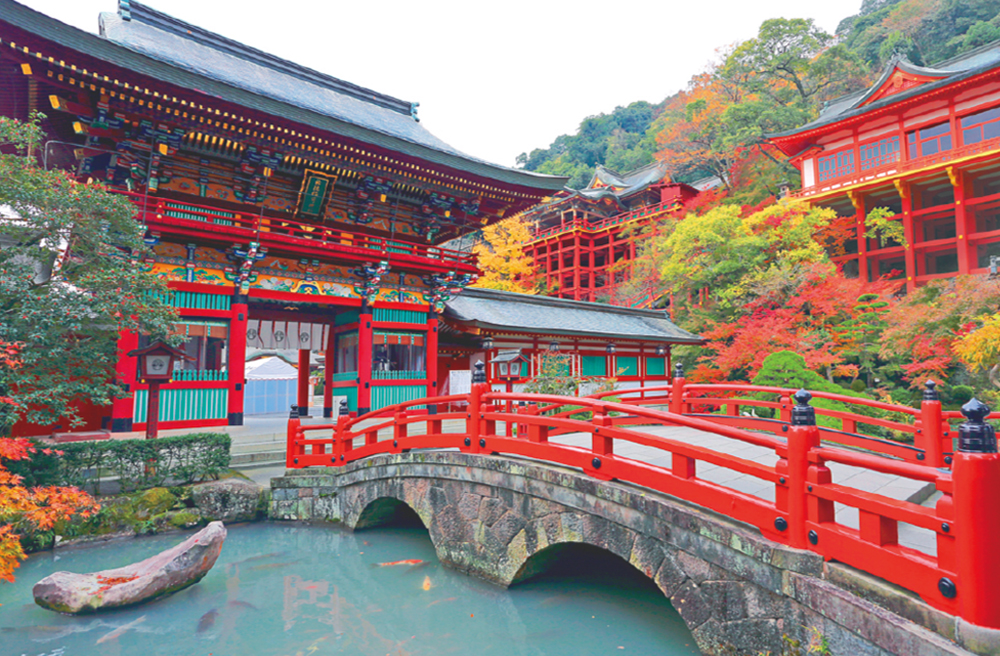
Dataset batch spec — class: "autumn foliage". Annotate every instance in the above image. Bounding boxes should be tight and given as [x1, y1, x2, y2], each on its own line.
[472, 216, 538, 294]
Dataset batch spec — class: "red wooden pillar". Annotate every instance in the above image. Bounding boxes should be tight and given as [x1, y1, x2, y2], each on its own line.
[323, 325, 334, 418]
[426, 311, 439, 412]
[357, 305, 374, 415]
[297, 348, 311, 417]
[228, 295, 248, 426]
[952, 168, 972, 275]
[898, 181, 916, 292]
[111, 329, 139, 432]
[573, 233, 581, 298]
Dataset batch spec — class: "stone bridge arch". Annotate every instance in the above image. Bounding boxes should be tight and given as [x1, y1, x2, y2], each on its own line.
[273, 452, 972, 656]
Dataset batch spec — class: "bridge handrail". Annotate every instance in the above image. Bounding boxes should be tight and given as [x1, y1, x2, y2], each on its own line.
[283, 381, 1000, 630]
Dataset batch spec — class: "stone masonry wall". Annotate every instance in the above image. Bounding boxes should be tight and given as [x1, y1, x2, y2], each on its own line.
[270, 452, 991, 656]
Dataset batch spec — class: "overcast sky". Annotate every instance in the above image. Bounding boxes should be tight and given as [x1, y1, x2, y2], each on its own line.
[19, 0, 864, 169]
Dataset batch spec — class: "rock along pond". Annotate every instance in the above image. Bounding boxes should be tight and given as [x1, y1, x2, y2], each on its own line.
[0, 523, 701, 655]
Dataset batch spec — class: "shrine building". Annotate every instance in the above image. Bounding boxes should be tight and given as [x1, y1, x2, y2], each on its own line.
[521, 162, 704, 305]
[770, 44, 1000, 290]
[0, 1, 700, 436]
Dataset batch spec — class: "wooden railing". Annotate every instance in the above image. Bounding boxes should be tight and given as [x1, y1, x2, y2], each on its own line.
[531, 199, 678, 241]
[118, 191, 477, 269]
[285, 370, 1000, 630]
[792, 135, 1000, 199]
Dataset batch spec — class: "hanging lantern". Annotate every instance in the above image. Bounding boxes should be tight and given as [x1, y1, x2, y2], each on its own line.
[606, 343, 617, 355]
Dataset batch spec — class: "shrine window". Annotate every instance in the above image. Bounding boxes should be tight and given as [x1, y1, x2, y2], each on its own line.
[138, 322, 228, 378]
[817, 150, 855, 182]
[961, 106, 1000, 145]
[859, 136, 901, 170]
[335, 332, 358, 374]
[907, 122, 952, 158]
[374, 332, 426, 373]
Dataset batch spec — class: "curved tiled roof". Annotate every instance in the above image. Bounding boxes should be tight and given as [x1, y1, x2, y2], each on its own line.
[0, 0, 567, 192]
[445, 288, 702, 344]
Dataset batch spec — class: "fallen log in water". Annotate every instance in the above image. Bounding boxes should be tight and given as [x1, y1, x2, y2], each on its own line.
[33, 521, 226, 614]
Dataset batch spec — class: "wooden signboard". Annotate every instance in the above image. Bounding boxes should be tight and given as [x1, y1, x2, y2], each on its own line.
[295, 169, 336, 219]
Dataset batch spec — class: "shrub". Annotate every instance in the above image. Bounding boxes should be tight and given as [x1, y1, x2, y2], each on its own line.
[137, 488, 177, 515]
[3, 438, 63, 487]
[945, 384, 974, 406]
[850, 379, 867, 393]
[57, 433, 231, 493]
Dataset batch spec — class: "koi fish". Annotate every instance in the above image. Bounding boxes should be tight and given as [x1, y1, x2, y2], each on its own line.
[376, 559, 424, 567]
[196, 609, 218, 634]
[251, 560, 301, 571]
[227, 600, 258, 610]
[422, 576, 432, 591]
[95, 615, 146, 644]
[428, 596, 457, 607]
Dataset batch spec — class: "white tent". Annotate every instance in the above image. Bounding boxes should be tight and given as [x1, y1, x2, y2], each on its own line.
[246, 356, 297, 380]
[244, 357, 298, 415]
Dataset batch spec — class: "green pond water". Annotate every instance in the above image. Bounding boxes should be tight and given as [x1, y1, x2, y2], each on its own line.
[0, 523, 701, 656]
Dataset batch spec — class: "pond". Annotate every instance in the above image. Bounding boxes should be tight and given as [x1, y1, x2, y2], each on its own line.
[0, 523, 701, 656]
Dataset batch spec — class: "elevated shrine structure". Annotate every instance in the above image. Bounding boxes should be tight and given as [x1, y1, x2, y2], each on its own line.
[522, 162, 704, 305]
[1, 1, 705, 436]
[771, 45, 1000, 290]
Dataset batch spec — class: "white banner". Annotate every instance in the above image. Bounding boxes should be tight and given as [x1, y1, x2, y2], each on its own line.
[246, 320, 329, 351]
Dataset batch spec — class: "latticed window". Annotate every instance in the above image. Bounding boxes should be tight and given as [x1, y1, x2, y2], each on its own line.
[907, 122, 952, 158]
[860, 136, 900, 170]
[817, 150, 855, 182]
[961, 106, 1000, 145]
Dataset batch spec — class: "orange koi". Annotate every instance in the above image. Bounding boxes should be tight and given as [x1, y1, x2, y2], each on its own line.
[377, 559, 424, 567]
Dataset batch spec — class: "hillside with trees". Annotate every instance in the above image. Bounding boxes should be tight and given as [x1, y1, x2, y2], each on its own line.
[517, 0, 1000, 201]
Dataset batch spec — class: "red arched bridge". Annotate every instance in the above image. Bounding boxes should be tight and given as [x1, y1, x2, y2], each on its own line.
[284, 364, 1000, 633]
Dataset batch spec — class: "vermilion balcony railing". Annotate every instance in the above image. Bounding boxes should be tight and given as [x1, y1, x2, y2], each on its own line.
[793, 135, 1000, 199]
[531, 199, 678, 241]
[117, 191, 477, 270]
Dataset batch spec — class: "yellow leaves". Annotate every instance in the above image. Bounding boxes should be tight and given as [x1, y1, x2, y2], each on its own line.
[954, 313, 1000, 372]
[472, 216, 537, 294]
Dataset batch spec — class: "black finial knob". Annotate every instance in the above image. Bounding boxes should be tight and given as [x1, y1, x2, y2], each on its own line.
[472, 360, 487, 384]
[791, 389, 815, 426]
[338, 398, 350, 417]
[289, 404, 299, 420]
[958, 398, 997, 453]
[673, 362, 684, 380]
[923, 380, 939, 401]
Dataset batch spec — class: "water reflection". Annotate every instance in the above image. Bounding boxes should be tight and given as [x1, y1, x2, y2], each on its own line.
[0, 523, 700, 655]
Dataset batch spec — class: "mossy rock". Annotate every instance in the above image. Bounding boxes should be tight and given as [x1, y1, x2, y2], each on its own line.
[168, 510, 204, 528]
[137, 488, 178, 516]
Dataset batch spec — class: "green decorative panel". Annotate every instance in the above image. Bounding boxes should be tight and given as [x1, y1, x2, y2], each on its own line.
[133, 387, 228, 423]
[646, 357, 666, 376]
[164, 201, 234, 226]
[335, 310, 361, 326]
[374, 308, 427, 324]
[373, 370, 425, 380]
[371, 385, 427, 411]
[581, 356, 607, 377]
[151, 291, 231, 311]
[333, 371, 358, 382]
[616, 356, 638, 377]
[173, 369, 228, 382]
[334, 386, 358, 412]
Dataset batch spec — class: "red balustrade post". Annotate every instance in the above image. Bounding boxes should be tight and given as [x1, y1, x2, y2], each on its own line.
[526, 403, 548, 443]
[670, 363, 686, 415]
[393, 409, 407, 452]
[286, 405, 301, 468]
[587, 409, 614, 480]
[918, 380, 946, 468]
[464, 361, 487, 453]
[951, 399, 1000, 629]
[785, 390, 821, 549]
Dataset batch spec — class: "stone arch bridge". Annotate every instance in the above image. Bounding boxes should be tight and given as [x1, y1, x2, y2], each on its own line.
[271, 376, 1000, 655]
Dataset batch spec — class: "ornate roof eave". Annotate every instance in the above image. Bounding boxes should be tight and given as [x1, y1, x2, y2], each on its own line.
[0, 0, 567, 197]
[768, 58, 1000, 156]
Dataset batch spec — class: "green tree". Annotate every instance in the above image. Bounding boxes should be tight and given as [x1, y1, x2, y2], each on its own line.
[0, 114, 176, 435]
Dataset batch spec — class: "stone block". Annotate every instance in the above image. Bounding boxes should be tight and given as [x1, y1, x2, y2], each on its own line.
[478, 497, 505, 526]
[671, 580, 713, 629]
[457, 493, 482, 521]
[955, 619, 1000, 656]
